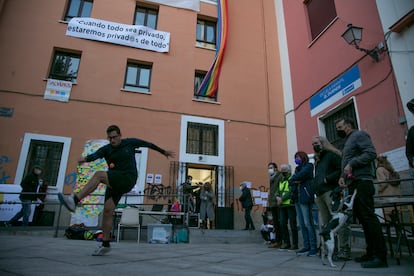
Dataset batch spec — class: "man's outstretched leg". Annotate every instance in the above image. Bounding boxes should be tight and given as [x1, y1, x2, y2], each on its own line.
[92, 198, 115, 256]
[59, 171, 108, 212]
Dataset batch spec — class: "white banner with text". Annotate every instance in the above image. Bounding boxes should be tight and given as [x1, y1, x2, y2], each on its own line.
[145, 0, 200, 12]
[66, 18, 170, 53]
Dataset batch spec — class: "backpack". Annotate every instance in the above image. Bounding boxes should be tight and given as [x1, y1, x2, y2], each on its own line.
[388, 170, 400, 186]
[64, 223, 88, 240]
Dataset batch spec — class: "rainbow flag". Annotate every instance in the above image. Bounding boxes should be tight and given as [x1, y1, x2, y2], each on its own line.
[195, 0, 228, 99]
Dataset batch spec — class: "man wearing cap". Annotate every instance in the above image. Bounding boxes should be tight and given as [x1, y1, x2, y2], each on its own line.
[5, 165, 43, 227]
[406, 98, 414, 187]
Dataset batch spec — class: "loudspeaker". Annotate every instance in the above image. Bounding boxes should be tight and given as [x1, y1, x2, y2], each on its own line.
[188, 213, 200, 228]
[216, 207, 233, 229]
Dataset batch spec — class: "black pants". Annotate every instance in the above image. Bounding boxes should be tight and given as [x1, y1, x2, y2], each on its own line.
[279, 205, 298, 246]
[269, 206, 282, 243]
[351, 179, 387, 260]
[244, 206, 254, 229]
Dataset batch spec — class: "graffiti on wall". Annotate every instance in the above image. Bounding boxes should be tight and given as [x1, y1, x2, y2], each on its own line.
[143, 183, 173, 201]
[64, 171, 77, 188]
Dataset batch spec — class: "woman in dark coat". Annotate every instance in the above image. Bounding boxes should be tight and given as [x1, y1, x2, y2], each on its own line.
[290, 151, 317, 256]
[239, 181, 255, 230]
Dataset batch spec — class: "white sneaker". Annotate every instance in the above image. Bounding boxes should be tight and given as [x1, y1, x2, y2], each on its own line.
[92, 245, 111, 256]
[58, 193, 76, 212]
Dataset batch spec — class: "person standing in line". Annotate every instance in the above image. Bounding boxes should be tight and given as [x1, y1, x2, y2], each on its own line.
[268, 162, 283, 248]
[336, 117, 387, 268]
[58, 125, 175, 256]
[5, 165, 43, 227]
[406, 98, 414, 189]
[311, 136, 349, 259]
[199, 182, 215, 229]
[239, 181, 255, 230]
[276, 164, 298, 250]
[290, 151, 317, 256]
[375, 156, 401, 219]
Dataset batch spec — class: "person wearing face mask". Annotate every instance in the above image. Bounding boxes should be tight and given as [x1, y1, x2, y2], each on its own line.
[335, 117, 387, 268]
[5, 165, 43, 227]
[311, 136, 347, 259]
[239, 181, 255, 230]
[289, 151, 317, 256]
[276, 164, 298, 250]
[267, 162, 283, 248]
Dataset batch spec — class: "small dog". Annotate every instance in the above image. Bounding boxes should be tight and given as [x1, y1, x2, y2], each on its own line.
[320, 188, 357, 267]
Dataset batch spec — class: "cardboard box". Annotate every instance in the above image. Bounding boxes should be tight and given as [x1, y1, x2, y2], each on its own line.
[147, 224, 172, 244]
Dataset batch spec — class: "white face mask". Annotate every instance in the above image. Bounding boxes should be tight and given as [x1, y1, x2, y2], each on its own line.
[239, 186, 243, 191]
[268, 168, 275, 175]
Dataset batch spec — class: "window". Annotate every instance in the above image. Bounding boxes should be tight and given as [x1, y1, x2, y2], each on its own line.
[194, 71, 217, 101]
[49, 50, 81, 82]
[196, 19, 216, 48]
[14, 133, 71, 192]
[194, 71, 206, 94]
[305, 0, 337, 40]
[186, 122, 218, 156]
[134, 6, 158, 29]
[26, 141, 63, 187]
[124, 62, 152, 93]
[64, 0, 93, 21]
[322, 101, 357, 150]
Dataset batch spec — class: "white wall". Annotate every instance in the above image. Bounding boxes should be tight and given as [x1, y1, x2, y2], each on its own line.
[376, 0, 414, 129]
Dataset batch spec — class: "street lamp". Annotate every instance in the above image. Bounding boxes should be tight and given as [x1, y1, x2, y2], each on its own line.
[341, 24, 381, 62]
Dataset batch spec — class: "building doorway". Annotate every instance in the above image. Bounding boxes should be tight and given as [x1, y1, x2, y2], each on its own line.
[187, 165, 216, 228]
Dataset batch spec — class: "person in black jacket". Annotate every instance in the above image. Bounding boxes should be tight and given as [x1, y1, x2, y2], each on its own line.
[59, 125, 175, 256]
[312, 136, 348, 259]
[239, 181, 255, 230]
[5, 165, 43, 227]
[336, 117, 387, 268]
[406, 98, 414, 188]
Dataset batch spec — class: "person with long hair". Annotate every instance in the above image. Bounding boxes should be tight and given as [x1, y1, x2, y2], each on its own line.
[312, 136, 347, 259]
[376, 155, 401, 219]
[290, 151, 317, 256]
[199, 182, 215, 229]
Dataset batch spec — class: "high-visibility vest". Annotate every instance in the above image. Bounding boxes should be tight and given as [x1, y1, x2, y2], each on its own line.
[278, 178, 291, 206]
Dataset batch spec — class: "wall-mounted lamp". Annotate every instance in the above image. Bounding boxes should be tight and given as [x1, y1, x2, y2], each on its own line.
[341, 24, 383, 62]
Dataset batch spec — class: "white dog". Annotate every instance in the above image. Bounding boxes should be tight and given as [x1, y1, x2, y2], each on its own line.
[320, 189, 357, 267]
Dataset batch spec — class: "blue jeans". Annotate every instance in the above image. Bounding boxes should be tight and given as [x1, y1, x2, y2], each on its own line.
[295, 203, 317, 250]
[9, 199, 32, 226]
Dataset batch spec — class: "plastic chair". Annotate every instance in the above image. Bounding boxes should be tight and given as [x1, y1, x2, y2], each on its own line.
[116, 208, 141, 243]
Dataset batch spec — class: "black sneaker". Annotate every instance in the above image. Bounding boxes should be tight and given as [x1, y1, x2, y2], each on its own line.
[361, 257, 388, 268]
[355, 254, 373, 263]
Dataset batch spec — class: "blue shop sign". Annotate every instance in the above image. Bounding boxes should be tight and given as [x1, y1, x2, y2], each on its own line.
[310, 65, 361, 117]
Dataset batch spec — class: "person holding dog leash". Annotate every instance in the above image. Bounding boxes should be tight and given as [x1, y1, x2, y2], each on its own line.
[335, 117, 388, 268]
[311, 136, 350, 260]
